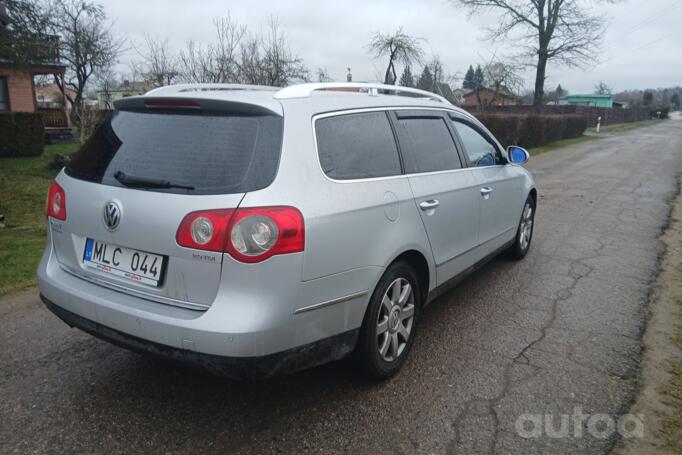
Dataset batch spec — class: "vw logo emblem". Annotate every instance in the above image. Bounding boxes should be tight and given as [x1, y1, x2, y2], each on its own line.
[103, 201, 122, 231]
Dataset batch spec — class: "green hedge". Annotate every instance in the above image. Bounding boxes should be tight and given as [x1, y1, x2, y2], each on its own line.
[475, 114, 587, 149]
[0, 112, 45, 158]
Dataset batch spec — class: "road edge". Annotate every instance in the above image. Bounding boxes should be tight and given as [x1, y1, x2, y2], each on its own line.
[612, 176, 682, 454]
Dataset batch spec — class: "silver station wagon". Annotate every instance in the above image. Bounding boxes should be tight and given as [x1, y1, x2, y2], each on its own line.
[38, 82, 536, 379]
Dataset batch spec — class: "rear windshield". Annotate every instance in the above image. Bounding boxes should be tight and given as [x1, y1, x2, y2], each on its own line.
[66, 109, 283, 195]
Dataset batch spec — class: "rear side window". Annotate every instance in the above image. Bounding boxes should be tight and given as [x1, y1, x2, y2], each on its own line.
[315, 111, 401, 180]
[66, 110, 283, 195]
[393, 115, 462, 174]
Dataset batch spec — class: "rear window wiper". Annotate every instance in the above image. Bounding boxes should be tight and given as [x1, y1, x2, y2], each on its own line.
[114, 171, 195, 190]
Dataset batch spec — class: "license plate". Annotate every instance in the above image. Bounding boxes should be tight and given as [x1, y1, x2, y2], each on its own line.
[83, 238, 165, 287]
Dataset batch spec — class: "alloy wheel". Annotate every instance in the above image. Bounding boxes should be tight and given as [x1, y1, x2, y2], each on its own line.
[376, 278, 415, 362]
[518, 202, 534, 250]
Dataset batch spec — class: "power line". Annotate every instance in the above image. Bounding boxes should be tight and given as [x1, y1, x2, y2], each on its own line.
[596, 29, 678, 67]
[625, 0, 682, 34]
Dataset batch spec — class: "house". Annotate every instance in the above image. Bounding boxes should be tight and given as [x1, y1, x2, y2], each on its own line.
[97, 80, 149, 109]
[451, 88, 466, 105]
[0, 4, 70, 129]
[433, 82, 457, 104]
[463, 87, 517, 107]
[559, 94, 613, 108]
[35, 82, 75, 109]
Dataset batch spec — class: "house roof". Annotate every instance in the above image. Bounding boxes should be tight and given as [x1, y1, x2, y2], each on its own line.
[464, 87, 516, 98]
[434, 82, 454, 100]
[560, 94, 613, 100]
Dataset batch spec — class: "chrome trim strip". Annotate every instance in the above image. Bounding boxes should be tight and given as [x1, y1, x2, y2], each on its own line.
[59, 264, 210, 311]
[294, 290, 369, 315]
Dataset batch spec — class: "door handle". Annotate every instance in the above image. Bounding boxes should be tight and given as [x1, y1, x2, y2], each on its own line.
[419, 199, 440, 210]
[480, 187, 493, 195]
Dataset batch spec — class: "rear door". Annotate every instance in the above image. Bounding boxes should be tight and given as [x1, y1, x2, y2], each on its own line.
[449, 116, 523, 259]
[391, 110, 480, 285]
[52, 102, 283, 308]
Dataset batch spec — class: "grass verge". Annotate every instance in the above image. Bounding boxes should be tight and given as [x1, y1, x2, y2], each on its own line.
[659, 297, 682, 453]
[0, 143, 78, 296]
[529, 118, 666, 156]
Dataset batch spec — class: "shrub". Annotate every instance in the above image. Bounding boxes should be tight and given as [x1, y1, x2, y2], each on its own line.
[0, 112, 44, 158]
[475, 113, 587, 149]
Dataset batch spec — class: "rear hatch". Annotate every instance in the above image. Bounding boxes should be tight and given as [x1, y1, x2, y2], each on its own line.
[51, 97, 283, 309]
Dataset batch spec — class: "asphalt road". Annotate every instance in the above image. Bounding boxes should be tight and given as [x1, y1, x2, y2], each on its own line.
[2, 120, 682, 454]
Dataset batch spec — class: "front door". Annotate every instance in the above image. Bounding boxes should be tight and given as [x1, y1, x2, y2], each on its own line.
[449, 117, 524, 259]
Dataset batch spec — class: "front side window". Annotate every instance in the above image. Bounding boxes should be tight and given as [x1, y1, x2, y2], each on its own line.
[0, 77, 9, 111]
[393, 115, 462, 174]
[451, 120, 500, 167]
[315, 111, 401, 180]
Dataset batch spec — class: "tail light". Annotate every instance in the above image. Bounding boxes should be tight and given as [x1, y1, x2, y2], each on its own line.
[46, 181, 66, 220]
[176, 206, 304, 263]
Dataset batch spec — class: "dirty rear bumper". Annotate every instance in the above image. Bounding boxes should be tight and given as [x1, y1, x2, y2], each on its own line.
[41, 295, 359, 380]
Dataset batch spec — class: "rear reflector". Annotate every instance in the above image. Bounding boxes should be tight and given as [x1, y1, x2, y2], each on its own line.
[176, 206, 304, 263]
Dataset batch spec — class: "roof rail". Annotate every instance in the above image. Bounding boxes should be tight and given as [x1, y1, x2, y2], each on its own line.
[274, 82, 451, 105]
[145, 83, 279, 96]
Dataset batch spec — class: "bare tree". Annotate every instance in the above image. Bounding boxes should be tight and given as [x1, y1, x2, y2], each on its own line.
[239, 18, 309, 86]
[594, 81, 612, 95]
[178, 15, 245, 83]
[316, 67, 333, 82]
[95, 61, 118, 110]
[453, 0, 619, 110]
[135, 34, 178, 87]
[367, 27, 424, 85]
[50, 0, 122, 123]
[480, 59, 523, 109]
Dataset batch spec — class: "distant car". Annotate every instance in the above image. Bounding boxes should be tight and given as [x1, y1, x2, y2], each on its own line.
[38, 82, 536, 379]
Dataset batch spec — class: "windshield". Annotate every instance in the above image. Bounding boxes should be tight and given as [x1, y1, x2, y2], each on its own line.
[66, 109, 283, 195]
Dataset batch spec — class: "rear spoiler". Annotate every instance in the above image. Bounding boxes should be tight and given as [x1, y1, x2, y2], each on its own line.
[114, 96, 282, 116]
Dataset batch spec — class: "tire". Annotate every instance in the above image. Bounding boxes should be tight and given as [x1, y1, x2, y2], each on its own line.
[508, 195, 536, 260]
[355, 261, 421, 380]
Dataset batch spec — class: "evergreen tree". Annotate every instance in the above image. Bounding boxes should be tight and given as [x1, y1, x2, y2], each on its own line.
[399, 66, 414, 87]
[416, 65, 434, 91]
[473, 65, 485, 90]
[556, 84, 566, 97]
[462, 65, 476, 89]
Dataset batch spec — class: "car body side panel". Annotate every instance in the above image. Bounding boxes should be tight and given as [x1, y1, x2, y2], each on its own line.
[407, 169, 480, 286]
[470, 165, 526, 259]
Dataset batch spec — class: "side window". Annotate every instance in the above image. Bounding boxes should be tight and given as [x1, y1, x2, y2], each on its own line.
[0, 77, 9, 111]
[394, 115, 462, 173]
[451, 120, 500, 167]
[316, 111, 401, 180]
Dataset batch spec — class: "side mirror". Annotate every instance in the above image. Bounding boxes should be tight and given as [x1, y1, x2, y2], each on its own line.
[507, 146, 529, 165]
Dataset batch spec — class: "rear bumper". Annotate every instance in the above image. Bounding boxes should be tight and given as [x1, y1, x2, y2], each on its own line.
[42, 294, 358, 379]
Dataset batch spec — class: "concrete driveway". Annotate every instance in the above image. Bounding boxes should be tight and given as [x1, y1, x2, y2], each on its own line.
[1, 119, 681, 454]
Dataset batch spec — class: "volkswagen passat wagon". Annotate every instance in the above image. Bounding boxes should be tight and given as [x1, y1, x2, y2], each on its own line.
[38, 82, 536, 379]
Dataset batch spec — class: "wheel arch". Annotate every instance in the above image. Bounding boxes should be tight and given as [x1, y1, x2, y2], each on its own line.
[529, 187, 537, 207]
[384, 248, 433, 305]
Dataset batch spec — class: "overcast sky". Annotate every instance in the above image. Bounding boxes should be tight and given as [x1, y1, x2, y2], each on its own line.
[103, 0, 681, 93]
